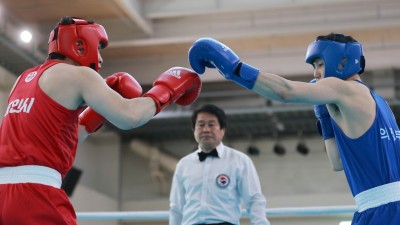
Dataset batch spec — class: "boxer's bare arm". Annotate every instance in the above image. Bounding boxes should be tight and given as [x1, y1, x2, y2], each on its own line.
[78, 72, 143, 134]
[78, 125, 90, 143]
[324, 138, 343, 171]
[253, 73, 351, 105]
[40, 63, 157, 131]
[40, 63, 202, 142]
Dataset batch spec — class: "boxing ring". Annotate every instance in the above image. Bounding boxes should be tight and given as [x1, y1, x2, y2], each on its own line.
[77, 205, 357, 220]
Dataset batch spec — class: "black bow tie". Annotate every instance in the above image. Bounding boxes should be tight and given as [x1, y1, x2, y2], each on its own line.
[198, 149, 219, 162]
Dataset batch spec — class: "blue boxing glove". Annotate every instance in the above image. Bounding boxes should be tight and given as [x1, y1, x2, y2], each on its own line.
[188, 37, 259, 90]
[313, 104, 335, 140]
[310, 79, 335, 140]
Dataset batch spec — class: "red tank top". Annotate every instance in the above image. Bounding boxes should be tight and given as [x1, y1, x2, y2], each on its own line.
[0, 60, 82, 177]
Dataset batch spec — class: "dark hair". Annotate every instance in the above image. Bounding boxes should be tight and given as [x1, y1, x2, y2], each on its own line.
[47, 52, 66, 60]
[316, 33, 358, 43]
[48, 16, 75, 44]
[191, 104, 227, 130]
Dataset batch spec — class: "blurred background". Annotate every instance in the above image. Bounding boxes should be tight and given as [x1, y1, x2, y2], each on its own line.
[0, 0, 399, 224]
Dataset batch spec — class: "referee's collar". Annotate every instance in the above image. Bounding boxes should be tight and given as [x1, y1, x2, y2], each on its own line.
[197, 142, 225, 158]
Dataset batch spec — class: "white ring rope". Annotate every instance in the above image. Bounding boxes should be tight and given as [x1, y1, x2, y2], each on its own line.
[77, 205, 357, 220]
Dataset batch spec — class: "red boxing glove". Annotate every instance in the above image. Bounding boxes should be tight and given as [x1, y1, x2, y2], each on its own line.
[143, 67, 202, 114]
[79, 72, 142, 133]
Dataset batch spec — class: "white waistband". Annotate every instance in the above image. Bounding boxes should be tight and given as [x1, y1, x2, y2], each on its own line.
[354, 181, 400, 212]
[0, 165, 62, 188]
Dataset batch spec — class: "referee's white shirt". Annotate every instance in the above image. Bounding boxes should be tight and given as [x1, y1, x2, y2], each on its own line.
[169, 142, 270, 225]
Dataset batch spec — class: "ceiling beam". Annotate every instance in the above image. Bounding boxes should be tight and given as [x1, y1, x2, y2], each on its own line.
[143, 0, 367, 19]
[113, 0, 154, 36]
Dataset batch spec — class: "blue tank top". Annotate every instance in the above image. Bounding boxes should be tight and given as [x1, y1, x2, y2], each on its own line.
[332, 82, 400, 196]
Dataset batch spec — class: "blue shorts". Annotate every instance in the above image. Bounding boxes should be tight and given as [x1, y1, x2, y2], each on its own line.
[352, 201, 400, 225]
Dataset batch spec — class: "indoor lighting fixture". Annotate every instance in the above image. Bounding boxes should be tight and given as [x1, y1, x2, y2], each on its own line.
[247, 145, 260, 156]
[20, 30, 32, 43]
[273, 143, 286, 156]
[296, 141, 309, 156]
[296, 131, 309, 156]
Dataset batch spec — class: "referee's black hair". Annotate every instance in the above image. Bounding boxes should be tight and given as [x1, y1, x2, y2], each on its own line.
[191, 104, 227, 130]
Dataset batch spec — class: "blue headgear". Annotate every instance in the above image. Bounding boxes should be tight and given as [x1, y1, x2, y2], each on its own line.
[305, 34, 365, 80]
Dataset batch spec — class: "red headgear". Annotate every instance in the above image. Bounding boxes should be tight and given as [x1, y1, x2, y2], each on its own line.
[48, 17, 109, 72]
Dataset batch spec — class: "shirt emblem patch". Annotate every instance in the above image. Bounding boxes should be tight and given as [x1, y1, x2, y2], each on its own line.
[25, 71, 37, 83]
[216, 174, 230, 188]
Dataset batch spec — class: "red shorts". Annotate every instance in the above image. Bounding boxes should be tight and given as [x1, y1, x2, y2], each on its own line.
[0, 183, 76, 225]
